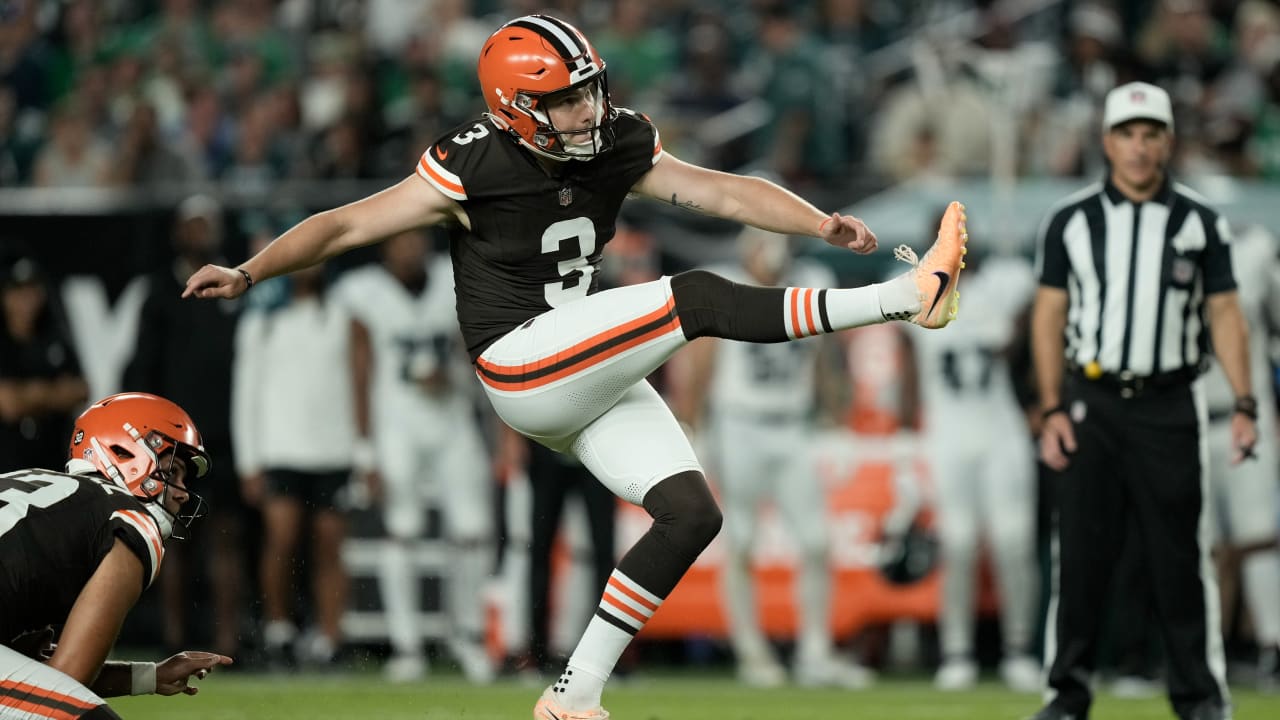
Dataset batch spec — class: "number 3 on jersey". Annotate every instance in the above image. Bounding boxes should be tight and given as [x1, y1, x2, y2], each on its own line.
[0, 472, 80, 538]
[542, 218, 597, 307]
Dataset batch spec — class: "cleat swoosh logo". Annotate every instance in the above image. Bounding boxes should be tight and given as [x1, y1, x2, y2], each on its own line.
[929, 271, 950, 316]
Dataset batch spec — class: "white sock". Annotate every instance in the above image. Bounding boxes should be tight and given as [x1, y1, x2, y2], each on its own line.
[379, 540, 422, 658]
[1244, 549, 1280, 646]
[723, 548, 769, 660]
[796, 551, 833, 663]
[876, 271, 923, 321]
[939, 536, 978, 659]
[557, 616, 632, 709]
[263, 619, 297, 648]
[822, 285, 887, 329]
[447, 539, 491, 642]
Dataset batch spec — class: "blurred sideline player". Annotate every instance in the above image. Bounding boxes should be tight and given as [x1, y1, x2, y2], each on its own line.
[907, 248, 1041, 692]
[334, 231, 495, 683]
[232, 260, 355, 670]
[0, 393, 231, 717]
[673, 228, 873, 689]
[184, 14, 968, 719]
[1202, 223, 1280, 686]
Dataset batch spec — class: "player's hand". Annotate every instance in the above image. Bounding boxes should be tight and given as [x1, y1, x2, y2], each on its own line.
[182, 264, 248, 300]
[155, 651, 233, 696]
[819, 212, 878, 255]
[1230, 412, 1258, 465]
[1039, 410, 1076, 471]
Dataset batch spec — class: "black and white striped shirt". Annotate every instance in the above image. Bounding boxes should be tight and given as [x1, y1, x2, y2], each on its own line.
[1035, 177, 1236, 376]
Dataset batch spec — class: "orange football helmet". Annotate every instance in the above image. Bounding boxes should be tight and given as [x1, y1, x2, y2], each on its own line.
[477, 14, 614, 161]
[68, 392, 210, 501]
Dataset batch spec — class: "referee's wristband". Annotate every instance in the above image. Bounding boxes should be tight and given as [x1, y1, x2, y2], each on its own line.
[1234, 395, 1259, 421]
[130, 662, 157, 695]
[1041, 404, 1067, 421]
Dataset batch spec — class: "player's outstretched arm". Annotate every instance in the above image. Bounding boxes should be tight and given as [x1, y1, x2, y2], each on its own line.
[631, 151, 877, 254]
[183, 176, 462, 300]
[47, 540, 144, 688]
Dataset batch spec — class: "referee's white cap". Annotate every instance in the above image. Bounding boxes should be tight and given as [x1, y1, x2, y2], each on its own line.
[1103, 82, 1174, 131]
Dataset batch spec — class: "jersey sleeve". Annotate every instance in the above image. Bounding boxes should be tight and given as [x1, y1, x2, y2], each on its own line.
[611, 109, 664, 186]
[1201, 209, 1236, 295]
[108, 507, 165, 589]
[417, 142, 468, 201]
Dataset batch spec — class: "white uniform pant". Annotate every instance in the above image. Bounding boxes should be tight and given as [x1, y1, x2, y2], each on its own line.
[710, 413, 831, 658]
[1206, 414, 1280, 545]
[477, 277, 702, 506]
[1207, 412, 1280, 646]
[0, 645, 107, 719]
[930, 412, 1037, 658]
[376, 405, 491, 541]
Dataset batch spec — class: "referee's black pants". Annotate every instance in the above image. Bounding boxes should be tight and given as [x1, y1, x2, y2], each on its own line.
[1045, 375, 1227, 719]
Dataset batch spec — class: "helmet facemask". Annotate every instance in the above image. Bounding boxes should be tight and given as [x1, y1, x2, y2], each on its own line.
[147, 435, 208, 541]
[88, 427, 209, 540]
[504, 73, 616, 162]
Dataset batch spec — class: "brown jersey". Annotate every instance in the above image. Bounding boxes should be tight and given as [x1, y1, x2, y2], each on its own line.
[0, 469, 164, 644]
[416, 109, 663, 360]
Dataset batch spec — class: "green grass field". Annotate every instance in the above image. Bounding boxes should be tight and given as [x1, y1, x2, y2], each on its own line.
[109, 671, 1280, 719]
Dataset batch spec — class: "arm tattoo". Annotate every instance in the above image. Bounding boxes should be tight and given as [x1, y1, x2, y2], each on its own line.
[669, 193, 703, 212]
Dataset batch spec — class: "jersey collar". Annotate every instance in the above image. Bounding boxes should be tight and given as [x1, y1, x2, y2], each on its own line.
[1102, 171, 1174, 206]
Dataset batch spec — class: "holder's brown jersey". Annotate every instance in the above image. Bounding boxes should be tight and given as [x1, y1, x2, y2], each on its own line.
[0, 470, 165, 644]
[416, 109, 663, 361]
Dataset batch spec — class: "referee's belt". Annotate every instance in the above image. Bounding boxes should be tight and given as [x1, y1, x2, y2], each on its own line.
[1069, 363, 1200, 398]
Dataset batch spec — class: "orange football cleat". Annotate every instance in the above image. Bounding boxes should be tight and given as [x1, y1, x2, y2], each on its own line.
[894, 200, 968, 329]
[533, 686, 610, 720]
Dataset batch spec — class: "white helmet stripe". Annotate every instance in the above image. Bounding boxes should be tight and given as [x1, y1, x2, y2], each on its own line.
[519, 15, 585, 58]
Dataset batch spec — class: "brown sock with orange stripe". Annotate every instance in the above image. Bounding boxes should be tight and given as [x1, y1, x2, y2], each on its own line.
[555, 472, 722, 710]
[671, 269, 895, 342]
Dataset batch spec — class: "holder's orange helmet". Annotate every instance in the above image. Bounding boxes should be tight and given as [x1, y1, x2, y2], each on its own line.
[477, 15, 614, 161]
[68, 392, 211, 501]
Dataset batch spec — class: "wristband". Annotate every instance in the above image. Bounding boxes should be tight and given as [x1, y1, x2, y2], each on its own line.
[818, 216, 834, 234]
[1041, 404, 1067, 421]
[130, 662, 157, 695]
[236, 267, 254, 291]
[1234, 395, 1259, 421]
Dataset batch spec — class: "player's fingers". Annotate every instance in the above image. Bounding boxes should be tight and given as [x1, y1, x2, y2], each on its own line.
[1059, 423, 1077, 453]
[181, 267, 216, 298]
[848, 220, 877, 254]
[1040, 431, 1068, 470]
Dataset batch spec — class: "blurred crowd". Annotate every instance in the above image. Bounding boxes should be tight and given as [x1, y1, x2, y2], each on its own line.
[5, 0, 1280, 695]
[2, 0, 1280, 202]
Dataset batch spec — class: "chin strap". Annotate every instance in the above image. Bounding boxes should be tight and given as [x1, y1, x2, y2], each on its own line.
[143, 495, 176, 540]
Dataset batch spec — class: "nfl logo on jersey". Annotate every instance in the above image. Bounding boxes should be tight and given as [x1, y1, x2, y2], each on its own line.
[558, 186, 573, 207]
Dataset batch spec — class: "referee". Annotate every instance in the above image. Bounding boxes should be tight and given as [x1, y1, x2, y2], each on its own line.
[1029, 82, 1257, 720]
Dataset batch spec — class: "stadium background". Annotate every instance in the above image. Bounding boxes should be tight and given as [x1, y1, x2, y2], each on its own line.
[4, 0, 1280, 717]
